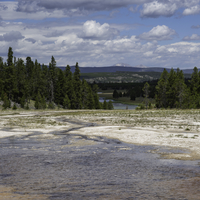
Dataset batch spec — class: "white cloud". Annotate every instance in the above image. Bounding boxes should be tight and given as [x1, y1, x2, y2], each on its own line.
[141, 1, 178, 18]
[183, 5, 200, 15]
[1, 0, 200, 21]
[183, 34, 200, 41]
[1, 1, 200, 69]
[16, 0, 150, 12]
[80, 20, 119, 40]
[138, 25, 176, 41]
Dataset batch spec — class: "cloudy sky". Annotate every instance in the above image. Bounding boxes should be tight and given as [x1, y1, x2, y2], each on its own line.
[1, 0, 200, 69]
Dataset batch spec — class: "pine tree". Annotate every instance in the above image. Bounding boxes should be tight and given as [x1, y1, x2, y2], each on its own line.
[189, 67, 200, 108]
[93, 93, 101, 109]
[20, 95, 26, 108]
[103, 100, 108, 110]
[0, 57, 4, 98]
[41, 96, 47, 109]
[174, 69, 187, 108]
[87, 87, 95, 109]
[73, 62, 82, 109]
[81, 79, 90, 109]
[92, 84, 101, 109]
[16, 58, 26, 103]
[155, 69, 169, 108]
[70, 90, 77, 109]
[143, 82, 150, 109]
[34, 92, 43, 109]
[113, 89, 119, 98]
[25, 57, 34, 102]
[55, 69, 65, 105]
[64, 65, 73, 102]
[7, 47, 13, 67]
[166, 68, 176, 108]
[2, 93, 10, 109]
[48, 56, 57, 103]
[63, 94, 71, 109]
[108, 100, 114, 110]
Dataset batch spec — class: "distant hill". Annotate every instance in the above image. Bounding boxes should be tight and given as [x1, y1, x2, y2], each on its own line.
[59, 65, 197, 74]
[58, 65, 192, 83]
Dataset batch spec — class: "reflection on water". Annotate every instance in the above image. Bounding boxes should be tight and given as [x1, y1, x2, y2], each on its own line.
[0, 132, 200, 200]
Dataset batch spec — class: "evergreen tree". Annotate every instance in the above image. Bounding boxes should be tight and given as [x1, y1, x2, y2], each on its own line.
[155, 69, 169, 108]
[81, 79, 90, 109]
[1, 47, 101, 111]
[63, 94, 71, 109]
[25, 57, 35, 102]
[143, 82, 150, 109]
[103, 100, 108, 110]
[20, 95, 26, 108]
[73, 62, 82, 109]
[41, 96, 47, 109]
[93, 93, 101, 109]
[2, 93, 10, 109]
[7, 47, 13, 67]
[174, 69, 187, 108]
[130, 91, 136, 101]
[87, 87, 95, 109]
[119, 91, 123, 97]
[0, 57, 4, 98]
[64, 65, 73, 102]
[92, 84, 101, 109]
[48, 56, 57, 103]
[4, 63, 16, 101]
[166, 68, 177, 108]
[189, 67, 200, 108]
[16, 58, 26, 103]
[55, 69, 65, 105]
[108, 100, 114, 110]
[113, 89, 119, 98]
[34, 92, 44, 109]
[70, 90, 77, 109]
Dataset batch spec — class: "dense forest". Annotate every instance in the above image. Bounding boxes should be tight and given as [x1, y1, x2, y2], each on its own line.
[0, 47, 113, 110]
[155, 67, 200, 109]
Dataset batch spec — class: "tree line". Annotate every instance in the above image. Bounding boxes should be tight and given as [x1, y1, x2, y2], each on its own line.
[155, 67, 200, 109]
[0, 47, 113, 110]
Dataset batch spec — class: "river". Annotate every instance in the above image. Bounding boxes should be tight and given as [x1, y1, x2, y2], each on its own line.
[0, 119, 200, 199]
[99, 98, 137, 110]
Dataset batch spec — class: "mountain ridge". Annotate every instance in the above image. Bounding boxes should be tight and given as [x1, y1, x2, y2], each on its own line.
[58, 65, 197, 74]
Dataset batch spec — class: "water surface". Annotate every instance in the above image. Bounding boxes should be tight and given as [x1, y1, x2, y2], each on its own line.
[0, 130, 200, 199]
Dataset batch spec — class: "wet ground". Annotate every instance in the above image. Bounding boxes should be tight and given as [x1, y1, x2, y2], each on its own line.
[0, 129, 200, 200]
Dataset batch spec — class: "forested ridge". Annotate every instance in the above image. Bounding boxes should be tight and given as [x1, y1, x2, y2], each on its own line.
[0, 47, 112, 110]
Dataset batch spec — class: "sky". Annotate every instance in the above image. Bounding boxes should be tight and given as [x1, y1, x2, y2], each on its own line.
[0, 0, 200, 69]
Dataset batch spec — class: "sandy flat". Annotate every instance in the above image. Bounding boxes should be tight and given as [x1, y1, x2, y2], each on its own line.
[0, 109, 200, 160]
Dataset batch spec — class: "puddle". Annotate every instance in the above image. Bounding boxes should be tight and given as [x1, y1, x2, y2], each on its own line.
[0, 132, 200, 199]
